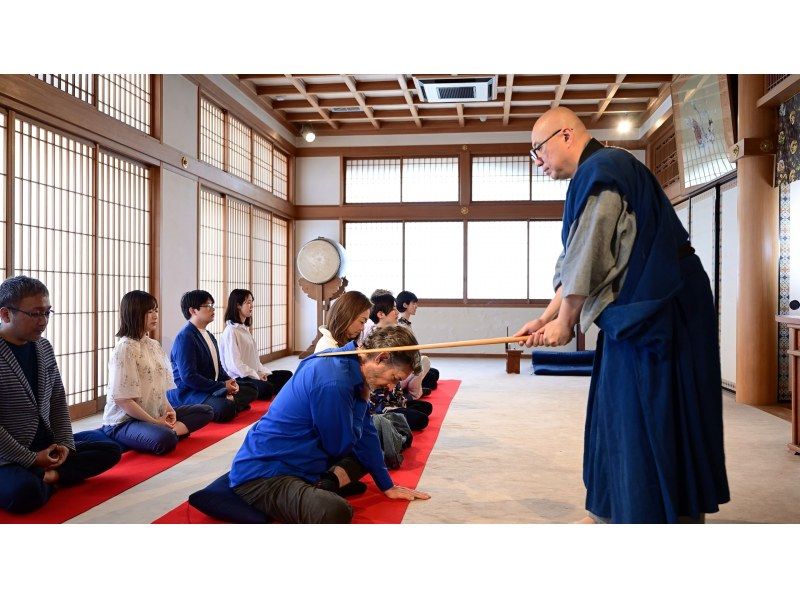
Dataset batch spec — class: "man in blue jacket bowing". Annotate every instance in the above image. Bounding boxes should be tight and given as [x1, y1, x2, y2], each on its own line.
[230, 325, 430, 523]
[516, 107, 729, 523]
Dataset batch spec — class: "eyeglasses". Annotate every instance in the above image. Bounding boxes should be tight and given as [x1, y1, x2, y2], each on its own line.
[6, 306, 55, 320]
[529, 128, 564, 161]
[199, 304, 215, 310]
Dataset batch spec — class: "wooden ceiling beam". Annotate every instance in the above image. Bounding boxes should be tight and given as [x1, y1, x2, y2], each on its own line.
[238, 74, 285, 80]
[284, 75, 339, 130]
[510, 91, 554, 102]
[356, 80, 403, 93]
[255, 85, 300, 96]
[502, 74, 514, 125]
[397, 75, 422, 128]
[551, 74, 570, 108]
[456, 103, 465, 127]
[569, 74, 618, 85]
[513, 75, 562, 86]
[343, 75, 380, 129]
[593, 74, 626, 122]
[623, 74, 674, 84]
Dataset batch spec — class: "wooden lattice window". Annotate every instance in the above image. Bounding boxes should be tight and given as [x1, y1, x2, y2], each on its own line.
[402, 157, 458, 202]
[0, 111, 6, 280]
[96, 151, 151, 397]
[270, 217, 288, 351]
[35, 74, 94, 104]
[198, 187, 225, 335]
[226, 116, 252, 181]
[531, 169, 569, 201]
[200, 98, 225, 170]
[273, 149, 288, 200]
[36, 74, 151, 134]
[652, 126, 680, 190]
[14, 119, 95, 407]
[97, 75, 151, 134]
[251, 207, 272, 355]
[226, 197, 251, 298]
[253, 134, 274, 193]
[472, 156, 529, 201]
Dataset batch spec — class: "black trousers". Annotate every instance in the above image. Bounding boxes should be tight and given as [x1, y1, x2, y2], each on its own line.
[233, 455, 367, 524]
[0, 431, 122, 514]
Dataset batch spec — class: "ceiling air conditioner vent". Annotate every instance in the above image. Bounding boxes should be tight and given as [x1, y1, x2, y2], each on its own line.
[330, 106, 363, 113]
[414, 76, 498, 103]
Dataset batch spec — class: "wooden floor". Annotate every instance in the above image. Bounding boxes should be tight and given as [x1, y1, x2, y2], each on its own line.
[64, 354, 800, 524]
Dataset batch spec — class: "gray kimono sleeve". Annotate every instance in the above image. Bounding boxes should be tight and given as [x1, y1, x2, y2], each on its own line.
[558, 189, 637, 332]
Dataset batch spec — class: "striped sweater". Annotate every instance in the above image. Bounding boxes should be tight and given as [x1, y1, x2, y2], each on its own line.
[0, 337, 75, 467]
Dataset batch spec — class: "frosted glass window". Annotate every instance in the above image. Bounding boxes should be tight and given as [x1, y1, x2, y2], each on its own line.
[402, 157, 458, 203]
[345, 159, 401, 203]
[405, 222, 463, 298]
[529, 221, 563, 299]
[467, 221, 528, 299]
[472, 156, 529, 202]
[344, 222, 403, 296]
[719, 183, 738, 388]
[531, 170, 569, 201]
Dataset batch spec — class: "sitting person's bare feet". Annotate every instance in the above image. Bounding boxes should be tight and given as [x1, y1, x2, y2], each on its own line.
[574, 515, 596, 524]
[42, 469, 60, 485]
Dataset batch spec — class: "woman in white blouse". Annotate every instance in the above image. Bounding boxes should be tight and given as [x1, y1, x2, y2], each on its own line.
[219, 289, 293, 401]
[314, 290, 372, 353]
[101, 291, 214, 455]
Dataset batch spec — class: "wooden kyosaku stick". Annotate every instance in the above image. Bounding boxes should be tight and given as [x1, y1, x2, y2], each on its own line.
[318, 335, 531, 357]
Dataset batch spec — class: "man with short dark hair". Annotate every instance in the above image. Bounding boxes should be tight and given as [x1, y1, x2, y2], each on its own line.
[230, 325, 431, 524]
[167, 290, 257, 423]
[515, 107, 730, 523]
[0, 275, 121, 514]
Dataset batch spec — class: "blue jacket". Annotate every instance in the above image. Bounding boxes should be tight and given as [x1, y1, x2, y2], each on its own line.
[229, 342, 393, 491]
[166, 322, 230, 407]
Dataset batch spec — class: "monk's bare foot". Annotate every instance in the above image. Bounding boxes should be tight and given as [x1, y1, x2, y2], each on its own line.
[574, 516, 596, 524]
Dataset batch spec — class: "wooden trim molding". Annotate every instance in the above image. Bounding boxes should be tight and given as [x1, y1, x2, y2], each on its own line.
[296, 201, 564, 221]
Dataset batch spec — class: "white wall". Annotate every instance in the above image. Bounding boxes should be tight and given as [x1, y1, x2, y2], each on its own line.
[296, 157, 340, 205]
[160, 169, 198, 354]
[413, 306, 577, 356]
[162, 75, 198, 158]
[294, 220, 341, 351]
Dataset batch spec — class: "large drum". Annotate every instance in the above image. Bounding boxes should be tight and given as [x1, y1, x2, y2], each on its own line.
[296, 237, 346, 284]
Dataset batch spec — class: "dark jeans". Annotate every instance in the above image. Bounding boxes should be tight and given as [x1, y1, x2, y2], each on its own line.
[102, 404, 214, 455]
[237, 378, 273, 401]
[392, 407, 428, 430]
[422, 367, 439, 389]
[267, 370, 293, 395]
[204, 382, 259, 422]
[0, 432, 122, 514]
[233, 455, 367, 524]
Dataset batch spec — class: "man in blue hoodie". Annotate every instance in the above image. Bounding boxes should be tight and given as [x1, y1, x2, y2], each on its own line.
[230, 325, 430, 523]
[516, 107, 729, 523]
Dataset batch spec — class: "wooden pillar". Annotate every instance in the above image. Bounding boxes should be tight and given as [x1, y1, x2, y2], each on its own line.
[736, 75, 779, 405]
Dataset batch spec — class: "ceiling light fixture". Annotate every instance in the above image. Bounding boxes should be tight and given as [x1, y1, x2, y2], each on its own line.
[617, 115, 633, 134]
[300, 124, 316, 143]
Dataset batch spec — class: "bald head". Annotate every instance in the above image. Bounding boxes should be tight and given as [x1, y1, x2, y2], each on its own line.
[530, 107, 592, 179]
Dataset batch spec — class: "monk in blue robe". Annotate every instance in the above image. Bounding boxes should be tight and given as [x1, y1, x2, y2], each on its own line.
[516, 107, 730, 523]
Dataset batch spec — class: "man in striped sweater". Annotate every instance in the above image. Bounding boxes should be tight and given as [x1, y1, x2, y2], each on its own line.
[0, 276, 121, 514]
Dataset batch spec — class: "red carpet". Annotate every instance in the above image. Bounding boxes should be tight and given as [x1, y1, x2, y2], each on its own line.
[152, 380, 461, 524]
[0, 401, 271, 524]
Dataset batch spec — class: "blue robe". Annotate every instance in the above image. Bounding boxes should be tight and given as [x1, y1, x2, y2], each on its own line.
[564, 146, 730, 523]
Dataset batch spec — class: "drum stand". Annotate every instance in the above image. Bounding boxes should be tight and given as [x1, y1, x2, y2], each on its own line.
[297, 276, 348, 358]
